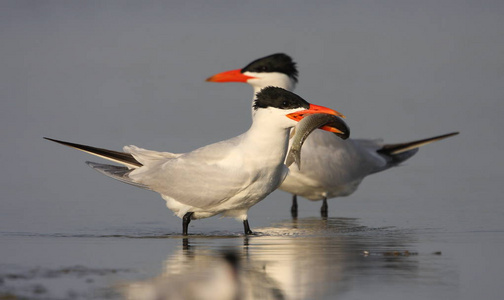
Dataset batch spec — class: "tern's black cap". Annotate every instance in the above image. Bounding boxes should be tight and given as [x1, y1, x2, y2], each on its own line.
[241, 53, 298, 83]
[253, 86, 309, 111]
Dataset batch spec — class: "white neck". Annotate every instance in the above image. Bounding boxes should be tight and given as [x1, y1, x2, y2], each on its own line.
[242, 72, 298, 159]
[241, 109, 293, 165]
[248, 74, 295, 95]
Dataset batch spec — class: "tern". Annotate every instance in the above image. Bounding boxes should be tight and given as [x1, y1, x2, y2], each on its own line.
[206, 53, 459, 218]
[45, 87, 348, 235]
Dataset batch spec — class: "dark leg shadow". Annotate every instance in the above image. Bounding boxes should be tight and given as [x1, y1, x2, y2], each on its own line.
[182, 237, 190, 250]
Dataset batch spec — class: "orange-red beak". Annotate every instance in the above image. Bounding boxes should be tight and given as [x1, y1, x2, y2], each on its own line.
[206, 69, 257, 83]
[287, 104, 347, 135]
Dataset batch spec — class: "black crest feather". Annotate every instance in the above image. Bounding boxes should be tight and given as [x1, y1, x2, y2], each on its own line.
[253, 87, 309, 110]
[242, 53, 298, 83]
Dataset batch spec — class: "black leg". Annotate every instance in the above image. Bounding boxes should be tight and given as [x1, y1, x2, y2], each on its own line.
[182, 212, 194, 236]
[321, 197, 328, 218]
[291, 194, 298, 219]
[243, 219, 253, 235]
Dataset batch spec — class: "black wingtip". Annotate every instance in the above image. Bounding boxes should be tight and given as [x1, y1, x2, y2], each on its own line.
[44, 137, 65, 144]
[378, 131, 460, 157]
[44, 137, 68, 143]
[444, 131, 460, 138]
[44, 137, 72, 146]
[424, 131, 459, 140]
[43, 137, 142, 167]
[44, 137, 89, 149]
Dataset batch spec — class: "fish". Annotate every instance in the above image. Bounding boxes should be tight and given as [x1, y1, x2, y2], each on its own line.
[286, 113, 350, 170]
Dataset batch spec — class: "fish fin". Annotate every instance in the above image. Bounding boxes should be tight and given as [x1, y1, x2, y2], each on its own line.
[285, 149, 301, 170]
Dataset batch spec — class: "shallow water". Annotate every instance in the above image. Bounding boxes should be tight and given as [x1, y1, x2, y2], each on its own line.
[2, 215, 501, 300]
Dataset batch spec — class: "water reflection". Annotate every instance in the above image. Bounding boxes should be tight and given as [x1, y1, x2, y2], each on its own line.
[122, 217, 421, 300]
[124, 251, 243, 300]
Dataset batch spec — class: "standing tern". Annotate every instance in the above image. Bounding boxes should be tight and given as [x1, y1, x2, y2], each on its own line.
[45, 87, 348, 235]
[206, 53, 459, 218]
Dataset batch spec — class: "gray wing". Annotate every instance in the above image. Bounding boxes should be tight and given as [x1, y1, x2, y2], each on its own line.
[127, 136, 256, 209]
[86, 161, 151, 190]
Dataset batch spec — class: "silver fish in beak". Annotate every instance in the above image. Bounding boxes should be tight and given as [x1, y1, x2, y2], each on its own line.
[286, 113, 350, 170]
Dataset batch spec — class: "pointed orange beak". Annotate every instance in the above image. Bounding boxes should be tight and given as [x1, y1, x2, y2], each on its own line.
[206, 69, 257, 83]
[287, 104, 347, 134]
[287, 104, 346, 121]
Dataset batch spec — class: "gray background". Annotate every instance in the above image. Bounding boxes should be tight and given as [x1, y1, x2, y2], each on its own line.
[1, 0, 503, 290]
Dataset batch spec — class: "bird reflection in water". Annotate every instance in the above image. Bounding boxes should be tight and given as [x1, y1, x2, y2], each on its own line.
[121, 217, 422, 300]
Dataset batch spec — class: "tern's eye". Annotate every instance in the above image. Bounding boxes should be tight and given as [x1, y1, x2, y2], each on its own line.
[282, 100, 288, 107]
[258, 66, 268, 72]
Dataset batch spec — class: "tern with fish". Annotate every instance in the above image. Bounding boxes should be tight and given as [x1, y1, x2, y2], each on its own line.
[45, 87, 348, 235]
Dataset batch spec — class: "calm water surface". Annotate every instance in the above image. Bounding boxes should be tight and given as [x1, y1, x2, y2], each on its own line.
[3, 215, 500, 300]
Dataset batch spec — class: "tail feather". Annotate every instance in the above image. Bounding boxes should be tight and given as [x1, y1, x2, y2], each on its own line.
[378, 132, 459, 156]
[44, 137, 142, 168]
[378, 131, 459, 165]
[85, 161, 151, 190]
